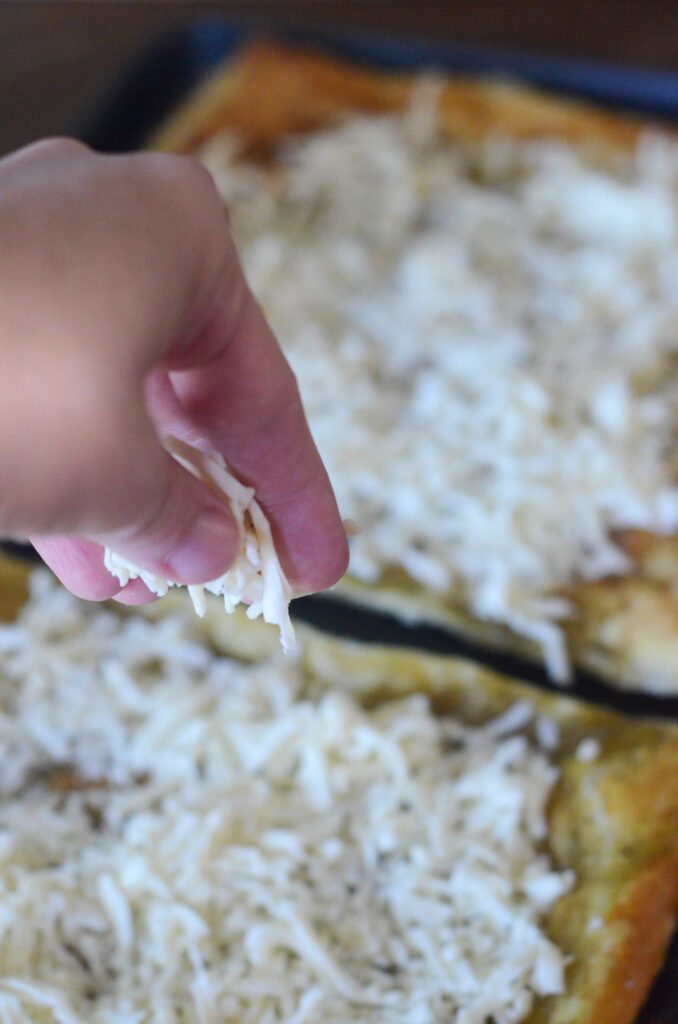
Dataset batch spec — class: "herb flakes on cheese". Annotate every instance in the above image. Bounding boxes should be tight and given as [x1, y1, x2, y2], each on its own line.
[0, 572, 571, 1023]
[198, 115, 678, 679]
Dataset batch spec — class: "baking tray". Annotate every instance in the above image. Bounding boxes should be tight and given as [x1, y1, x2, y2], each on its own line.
[77, 19, 678, 152]
[12, 19, 678, 1021]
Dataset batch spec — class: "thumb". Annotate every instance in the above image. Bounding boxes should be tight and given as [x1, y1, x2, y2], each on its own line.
[96, 455, 241, 586]
[30, 402, 241, 603]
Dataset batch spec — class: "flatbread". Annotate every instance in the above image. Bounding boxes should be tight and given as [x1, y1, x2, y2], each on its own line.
[1, 552, 678, 1023]
[153, 41, 678, 695]
[300, 631, 678, 1024]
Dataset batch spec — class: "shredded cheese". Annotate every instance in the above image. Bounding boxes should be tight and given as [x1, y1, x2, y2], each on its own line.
[198, 113, 678, 679]
[575, 737, 601, 763]
[105, 441, 296, 653]
[0, 572, 572, 1022]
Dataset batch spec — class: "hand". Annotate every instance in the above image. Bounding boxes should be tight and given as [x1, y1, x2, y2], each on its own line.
[0, 139, 348, 604]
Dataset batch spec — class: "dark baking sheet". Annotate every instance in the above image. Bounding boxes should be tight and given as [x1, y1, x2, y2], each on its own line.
[76, 18, 678, 151]
[11, 18, 678, 1021]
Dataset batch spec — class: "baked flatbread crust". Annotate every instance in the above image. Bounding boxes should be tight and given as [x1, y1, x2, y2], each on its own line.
[1, 552, 678, 1023]
[300, 630, 678, 1024]
[153, 42, 678, 696]
[151, 40, 645, 156]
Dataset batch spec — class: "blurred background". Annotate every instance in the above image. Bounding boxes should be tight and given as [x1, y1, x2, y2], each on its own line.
[1, 0, 678, 156]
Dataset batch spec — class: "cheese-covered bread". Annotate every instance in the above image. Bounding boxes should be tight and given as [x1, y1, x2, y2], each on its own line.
[0, 555, 676, 1023]
[155, 43, 678, 693]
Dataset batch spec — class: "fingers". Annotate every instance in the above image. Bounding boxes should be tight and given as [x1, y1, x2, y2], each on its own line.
[167, 276, 350, 593]
[29, 537, 122, 601]
[31, 536, 159, 605]
[132, 158, 349, 593]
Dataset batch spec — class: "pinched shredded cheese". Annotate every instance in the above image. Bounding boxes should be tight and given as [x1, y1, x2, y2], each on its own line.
[0, 572, 572, 1023]
[105, 441, 296, 652]
[198, 111, 678, 679]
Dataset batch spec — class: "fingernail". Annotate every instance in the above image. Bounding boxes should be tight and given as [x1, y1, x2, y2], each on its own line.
[168, 507, 238, 583]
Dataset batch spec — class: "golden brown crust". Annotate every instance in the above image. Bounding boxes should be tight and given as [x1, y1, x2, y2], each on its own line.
[615, 529, 678, 588]
[562, 531, 678, 692]
[332, 530, 678, 695]
[151, 39, 646, 157]
[0, 549, 31, 621]
[335, 568, 678, 695]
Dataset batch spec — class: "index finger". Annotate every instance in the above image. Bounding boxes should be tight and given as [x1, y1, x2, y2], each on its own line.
[161, 225, 349, 593]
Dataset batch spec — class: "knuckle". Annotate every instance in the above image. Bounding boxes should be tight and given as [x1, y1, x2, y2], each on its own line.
[0, 137, 92, 178]
[23, 137, 90, 162]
